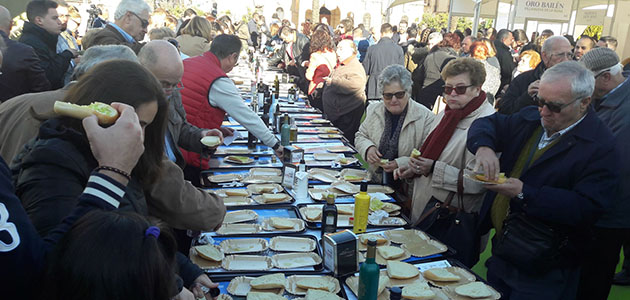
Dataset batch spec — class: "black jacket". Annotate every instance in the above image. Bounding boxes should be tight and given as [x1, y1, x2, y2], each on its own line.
[0, 31, 50, 101]
[10, 118, 204, 286]
[493, 39, 516, 93]
[268, 32, 310, 68]
[19, 22, 73, 90]
[497, 61, 545, 114]
[362, 37, 405, 99]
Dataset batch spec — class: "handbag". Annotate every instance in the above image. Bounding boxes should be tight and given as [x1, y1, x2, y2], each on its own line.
[493, 212, 571, 275]
[411, 168, 480, 267]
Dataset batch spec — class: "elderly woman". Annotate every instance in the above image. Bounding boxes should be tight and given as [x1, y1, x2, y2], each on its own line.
[513, 49, 541, 79]
[395, 58, 495, 265]
[176, 16, 213, 57]
[355, 64, 435, 186]
[322, 39, 367, 144]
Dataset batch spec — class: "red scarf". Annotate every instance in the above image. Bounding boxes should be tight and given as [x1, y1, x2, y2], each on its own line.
[419, 91, 486, 160]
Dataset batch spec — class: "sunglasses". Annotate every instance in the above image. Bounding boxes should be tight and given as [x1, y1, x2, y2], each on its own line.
[443, 85, 473, 95]
[383, 91, 406, 100]
[162, 81, 184, 93]
[534, 95, 582, 113]
[129, 11, 149, 28]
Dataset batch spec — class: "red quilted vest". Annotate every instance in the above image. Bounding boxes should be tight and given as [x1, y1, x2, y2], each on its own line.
[180, 52, 227, 169]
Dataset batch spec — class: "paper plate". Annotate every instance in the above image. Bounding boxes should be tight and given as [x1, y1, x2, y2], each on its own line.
[313, 153, 343, 161]
[249, 168, 282, 177]
[316, 127, 340, 134]
[286, 275, 340, 295]
[269, 236, 316, 252]
[326, 145, 353, 153]
[330, 180, 360, 194]
[336, 157, 359, 166]
[216, 223, 262, 235]
[443, 281, 501, 300]
[423, 267, 477, 287]
[402, 239, 448, 257]
[252, 193, 292, 204]
[368, 217, 407, 226]
[261, 218, 305, 232]
[345, 274, 390, 300]
[189, 249, 222, 270]
[223, 209, 258, 224]
[226, 276, 284, 296]
[209, 174, 243, 183]
[242, 175, 283, 184]
[247, 184, 284, 194]
[220, 238, 268, 254]
[271, 252, 322, 269]
[223, 196, 254, 206]
[216, 188, 251, 197]
[221, 255, 273, 271]
[225, 155, 254, 165]
[318, 133, 343, 139]
[367, 185, 395, 194]
[384, 229, 430, 244]
[309, 171, 337, 183]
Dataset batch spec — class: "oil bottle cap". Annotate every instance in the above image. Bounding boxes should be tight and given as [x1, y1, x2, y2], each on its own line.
[367, 237, 377, 246]
[360, 181, 368, 192]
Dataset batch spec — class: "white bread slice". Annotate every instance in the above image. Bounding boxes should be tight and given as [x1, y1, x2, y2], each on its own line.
[377, 246, 405, 260]
[337, 205, 354, 215]
[296, 277, 333, 291]
[255, 185, 276, 193]
[378, 275, 389, 295]
[270, 218, 295, 229]
[386, 261, 420, 279]
[246, 292, 286, 300]
[402, 282, 436, 300]
[454, 282, 493, 299]
[304, 208, 322, 221]
[359, 234, 388, 245]
[423, 268, 460, 282]
[225, 189, 249, 197]
[250, 273, 286, 289]
[262, 193, 286, 203]
[305, 289, 342, 300]
[194, 244, 224, 262]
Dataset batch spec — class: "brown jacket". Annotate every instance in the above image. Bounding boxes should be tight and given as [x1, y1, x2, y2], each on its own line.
[176, 34, 211, 57]
[0, 87, 224, 231]
[84, 24, 144, 54]
[322, 56, 367, 121]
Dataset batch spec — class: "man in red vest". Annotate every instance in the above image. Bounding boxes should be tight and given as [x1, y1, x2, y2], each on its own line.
[180, 34, 283, 174]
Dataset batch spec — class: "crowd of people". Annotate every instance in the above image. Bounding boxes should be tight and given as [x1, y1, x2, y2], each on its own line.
[1, 0, 630, 299]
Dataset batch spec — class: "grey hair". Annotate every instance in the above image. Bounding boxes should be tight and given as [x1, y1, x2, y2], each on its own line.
[378, 64, 413, 96]
[72, 45, 138, 80]
[541, 35, 569, 54]
[114, 0, 152, 20]
[541, 61, 594, 101]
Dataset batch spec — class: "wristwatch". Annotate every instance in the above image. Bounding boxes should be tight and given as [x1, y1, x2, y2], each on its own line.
[516, 192, 524, 200]
[272, 142, 281, 151]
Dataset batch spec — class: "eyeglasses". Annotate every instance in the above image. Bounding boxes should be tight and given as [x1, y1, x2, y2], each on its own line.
[550, 52, 573, 59]
[534, 95, 583, 113]
[162, 81, 184, 93]
[129, 11, 149, 28]
[383, 91, 406, 100]
[443, 85, 473, 95]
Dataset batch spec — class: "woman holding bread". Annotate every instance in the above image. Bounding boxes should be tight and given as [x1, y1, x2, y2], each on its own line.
[394, 58, 494, 264]
[354, 64, 434, 189]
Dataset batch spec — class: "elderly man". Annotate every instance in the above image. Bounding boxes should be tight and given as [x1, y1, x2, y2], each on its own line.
[85, 0, 150, 53]
[576, 48, 630, 299]
[468, 61, 619, 299]
[362, 23, 405, 99]
[19, 0, 78, 89]
[574, 36, 596, 61]
[493, 29, 516, 92]
[460, 36, 475, 57]
[0, 5, 50, 101]
[498, 36, 573, 114]
[180, 34, 283, 181]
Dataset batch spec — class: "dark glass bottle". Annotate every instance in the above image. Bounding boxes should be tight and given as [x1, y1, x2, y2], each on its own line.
[358, 238, 379, 300]
[321, 194, 338, 238]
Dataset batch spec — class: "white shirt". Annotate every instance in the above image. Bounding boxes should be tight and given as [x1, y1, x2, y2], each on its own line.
[208, 78, 278, 147]
[538, 114, 586, 149]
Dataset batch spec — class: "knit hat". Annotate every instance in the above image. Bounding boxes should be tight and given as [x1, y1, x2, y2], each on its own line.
[581, 47, 619, 73]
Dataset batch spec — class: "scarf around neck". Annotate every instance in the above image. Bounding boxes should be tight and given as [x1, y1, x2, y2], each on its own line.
[378, 103, 409, 161]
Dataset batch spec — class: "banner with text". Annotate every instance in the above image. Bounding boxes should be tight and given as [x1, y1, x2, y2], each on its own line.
[515, 0, 573, 21]
[451, 0, 499, 18]
[575, 9, 606, 26]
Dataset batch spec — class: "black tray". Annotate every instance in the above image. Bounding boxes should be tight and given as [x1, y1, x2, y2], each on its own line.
[219, 205, 305, 235]
[205, 187, 296, 207]
[193, 233, 325, 275]
[296, 203, 410, 230]
[201, 169, 282, 187]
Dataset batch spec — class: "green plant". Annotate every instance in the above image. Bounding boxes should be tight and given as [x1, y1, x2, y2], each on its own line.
[159, 3, 204, 18]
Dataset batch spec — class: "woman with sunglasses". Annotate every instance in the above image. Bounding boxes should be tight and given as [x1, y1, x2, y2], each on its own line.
[355, 65, 435, 192]
[394, 58, 495, 266]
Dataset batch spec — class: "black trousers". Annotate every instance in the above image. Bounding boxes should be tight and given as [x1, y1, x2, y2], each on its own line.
[577, 227, 629, 300]
[330, 104, 365, 146]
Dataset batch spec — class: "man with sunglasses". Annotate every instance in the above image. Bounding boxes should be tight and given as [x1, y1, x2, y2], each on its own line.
[468, 61, 619, 299]
[577, 48, 630, 299]
[85, 0, 150, 54]
[498, 36, 572, 114]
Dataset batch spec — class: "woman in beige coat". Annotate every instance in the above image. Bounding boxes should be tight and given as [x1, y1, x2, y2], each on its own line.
[355, 64, 435, 186]
[175, 16, 212, 57]
[395, 58, 494, 224]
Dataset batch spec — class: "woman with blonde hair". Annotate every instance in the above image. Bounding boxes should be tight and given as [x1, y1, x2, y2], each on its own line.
[513, 50, 541, 78]
[176, 16, 213, 57]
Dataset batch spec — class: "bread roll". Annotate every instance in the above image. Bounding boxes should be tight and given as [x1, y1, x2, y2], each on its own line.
[423, 268, 460, 282]
[194, 244, 224, 262]
[53, 101, 119, 125]
[377, 246, 405, 260]
[225, 189, 249, 197]
[262, 193, 287, 203]
[474, 173, 507, 184]
[386, 261, 420, 279]
[454, 282, 493, 298]
[359, 234, 388, 245]
[270, 218, 295, 229]
[402, 282, 436, 300]
[410, 149, 421, 159]
[250, 273, 286, 289]
[304, 208, 322, 221]
[296, 277, 333, 291]
[305, 289, 341, 300]
[201, 136, 222, 147]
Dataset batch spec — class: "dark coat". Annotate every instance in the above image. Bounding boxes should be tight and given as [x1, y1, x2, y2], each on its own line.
[18, 22, 73, 90]
[0, 31, 50, 101]
[322, 56, 367, 121]
[84, 24, 144, 54]
[268, 32, 310, 68]
[497, 61, 545, 114]
[493, 39, 516, 92]
[362, 37, 404, 99]
[467, 107, 619, 247]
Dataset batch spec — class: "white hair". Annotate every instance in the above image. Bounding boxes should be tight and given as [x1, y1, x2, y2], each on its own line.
[541, 36, 570, 54]
[72, 45, 138, 79]
[114, 0, 151, 20]
[541, 61, 594, 101]
[378, 64, 413, 96]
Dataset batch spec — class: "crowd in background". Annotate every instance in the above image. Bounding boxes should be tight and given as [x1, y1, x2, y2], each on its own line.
[2, 0, 630, 299]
